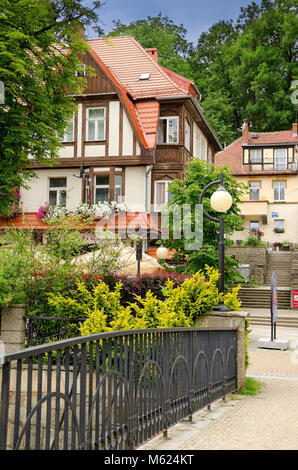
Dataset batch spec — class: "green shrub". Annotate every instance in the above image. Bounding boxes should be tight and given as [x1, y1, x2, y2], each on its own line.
[224, 285, 242, 311]
[47, 266, 232, 336]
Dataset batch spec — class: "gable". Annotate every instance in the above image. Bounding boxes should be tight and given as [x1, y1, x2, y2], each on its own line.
[78, 51, 116, 95]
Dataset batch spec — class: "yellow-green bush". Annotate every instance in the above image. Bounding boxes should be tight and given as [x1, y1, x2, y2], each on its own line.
[48, 267, 241, 336]
[224, 284, 242, 311]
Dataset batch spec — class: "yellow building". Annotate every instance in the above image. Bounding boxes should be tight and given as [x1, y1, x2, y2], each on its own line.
[215, 123, 298, 247]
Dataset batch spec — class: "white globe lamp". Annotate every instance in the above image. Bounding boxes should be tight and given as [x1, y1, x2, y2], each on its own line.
[156, 244, 169, 260]
[210, 186, 233, 213]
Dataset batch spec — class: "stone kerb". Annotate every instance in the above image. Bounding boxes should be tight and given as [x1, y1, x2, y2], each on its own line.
[0, 304, 26, 354]
[196, 310, 247, 390]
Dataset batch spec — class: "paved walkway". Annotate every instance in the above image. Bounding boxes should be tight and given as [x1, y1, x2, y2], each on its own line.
[138, 324, 298, 451]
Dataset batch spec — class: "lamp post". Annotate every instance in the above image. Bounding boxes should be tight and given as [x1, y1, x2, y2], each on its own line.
[199, 172, 233, 311]
[136, 238, 143, 276]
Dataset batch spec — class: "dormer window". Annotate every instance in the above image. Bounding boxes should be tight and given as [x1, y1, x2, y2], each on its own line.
[250, 149, 262, 163]
[274, 149, 287, 170]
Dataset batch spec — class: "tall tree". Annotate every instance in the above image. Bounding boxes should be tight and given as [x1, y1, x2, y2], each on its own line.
[162, 160, 248, 284]
[0, 0, 102, 216]
[193, 0, 298, 143]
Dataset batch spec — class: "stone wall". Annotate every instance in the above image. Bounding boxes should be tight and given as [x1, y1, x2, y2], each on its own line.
[227, 246, 267, 284]
[196, 310, 247, 390]
[0, 304, 26, 354]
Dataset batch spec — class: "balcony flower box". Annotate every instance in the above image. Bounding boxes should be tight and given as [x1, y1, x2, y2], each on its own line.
[273, 228, 285, 233]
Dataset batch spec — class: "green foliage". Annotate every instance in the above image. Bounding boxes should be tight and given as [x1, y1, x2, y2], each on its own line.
[0, 215, 123, 311]
[224, 285, 242, 311]
[237, 377, 262, 396]
[162, 160, 247, 286]
[0, 0, 103, 215]
[47, 266, 242, 336]
[111, 2, 298, 146]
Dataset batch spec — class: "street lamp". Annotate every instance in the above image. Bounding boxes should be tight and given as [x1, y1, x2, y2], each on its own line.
[199, 172, 232, 311]
[156, 241, 169, 260]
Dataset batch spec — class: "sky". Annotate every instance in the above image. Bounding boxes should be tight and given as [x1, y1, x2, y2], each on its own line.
[85, 0, 262, 43]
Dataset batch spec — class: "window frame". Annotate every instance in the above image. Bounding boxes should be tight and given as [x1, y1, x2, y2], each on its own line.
[86, 107, 106, 142]
[154, 180, 173, 211]
[273, 180, 286, 201]
[249, 220, 259, 232]
[184, 117, 191, 151]
[94, 174, 110, 204]
[249, 181, 261, 201]
[157, 116, 179, 144]
[114, 174, 123, 203]
[60, 114, 75, 143]
[274, 148, 288, 171]
[249, 149, 262, 164]
[48, 177, 67, 207]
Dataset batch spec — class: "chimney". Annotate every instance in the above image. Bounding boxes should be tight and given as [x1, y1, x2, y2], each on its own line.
[145, 48, 159, 64]
[292, 123, 298, 137]
[242, 121, 249, 141]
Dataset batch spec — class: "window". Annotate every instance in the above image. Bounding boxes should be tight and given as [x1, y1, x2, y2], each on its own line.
[86, 107, 106, 141]
[85, 177, 90, 204]
[249, 182, 260, 201]
[49, 177, 67, 207]
[185, 118, 191, 151]
[273, 181, 285, 201]
[114, 174, 122, 202]
[154, 180, 174, 210]
[157, 117, 179, 144]
[274, 219, 284, 231]
[249, 220, 259, 232]
[274, 149, 287, 170]
[75, 64, 86, 77]
[95, 175, 109, 203]
[250, 150, 262, 163]
[60, 115, 75, 143]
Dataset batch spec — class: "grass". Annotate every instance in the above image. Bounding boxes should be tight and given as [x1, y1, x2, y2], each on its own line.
[237, 377, 263, 396]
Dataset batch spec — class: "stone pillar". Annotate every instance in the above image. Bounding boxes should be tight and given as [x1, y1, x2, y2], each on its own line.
[0, 304, 26, 354]
[255, 265, 265, 285]
[196, 310, 247, 390]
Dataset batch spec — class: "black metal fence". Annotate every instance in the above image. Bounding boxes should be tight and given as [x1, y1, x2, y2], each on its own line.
[0, 327, 237, 450]
[24, 316, 86, 347]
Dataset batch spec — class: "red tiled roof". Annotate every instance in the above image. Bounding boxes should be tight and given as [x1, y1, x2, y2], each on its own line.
[0, 213, 47, 230]
[88, 36, 187, 100]
[96, 212, 160, 232]
[215, 127, 298, 175]
[135, 101, 160, 148]
[87, 37, 201, 150]
[160, 66, 199, 99]
[246, 130, 297, 145]
[0, 212, 160, 232]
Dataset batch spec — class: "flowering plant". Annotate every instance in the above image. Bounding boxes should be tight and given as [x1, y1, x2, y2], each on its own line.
[36, 202, 53, 220]
[0, 186, 22, 218]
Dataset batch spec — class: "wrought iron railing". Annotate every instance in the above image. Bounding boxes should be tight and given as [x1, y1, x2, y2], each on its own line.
[0, 328, 237, 450]
[24, 316, 87, 347]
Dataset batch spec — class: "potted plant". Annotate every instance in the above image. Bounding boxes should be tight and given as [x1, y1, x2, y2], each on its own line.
[282, 241, 291, 251]
[273, 227, 285, 233]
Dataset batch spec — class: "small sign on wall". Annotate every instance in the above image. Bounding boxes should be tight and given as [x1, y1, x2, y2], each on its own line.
[272, 212, 279, 218]
[292, 290, 298, 309]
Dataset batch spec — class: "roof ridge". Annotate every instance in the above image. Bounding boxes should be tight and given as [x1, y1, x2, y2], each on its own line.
[216, 136, 243, 155]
